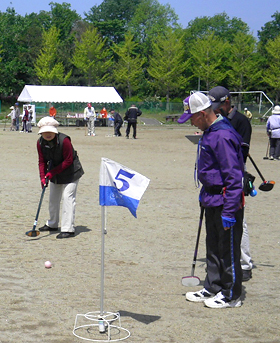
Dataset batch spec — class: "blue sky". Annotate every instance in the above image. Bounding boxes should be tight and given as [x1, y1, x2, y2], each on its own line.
[0, 0, 279, 38]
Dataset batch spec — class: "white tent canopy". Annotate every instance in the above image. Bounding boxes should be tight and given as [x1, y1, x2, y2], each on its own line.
[17, 85, 123, 103]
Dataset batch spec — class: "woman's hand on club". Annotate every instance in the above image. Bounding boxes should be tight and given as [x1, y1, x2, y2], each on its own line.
[41, 178, 48, 189]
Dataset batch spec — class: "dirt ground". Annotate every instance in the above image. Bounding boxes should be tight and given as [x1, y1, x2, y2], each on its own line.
[0, 121, 280, 343]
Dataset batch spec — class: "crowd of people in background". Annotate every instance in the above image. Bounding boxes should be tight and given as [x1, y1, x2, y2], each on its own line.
[7, 102, 33, 132]
[7, 100, 280, 156]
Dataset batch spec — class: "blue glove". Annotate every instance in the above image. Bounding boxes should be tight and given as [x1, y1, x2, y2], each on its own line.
[221, 216, 236, 229]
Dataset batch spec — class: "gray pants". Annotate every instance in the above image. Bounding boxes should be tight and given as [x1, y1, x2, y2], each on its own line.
[87, 117, 95, 135]
[27, 120, 32, 132]
[46, 180, 79, 233]
[241, 217, 253, 270]
[269, 137, 280, 158]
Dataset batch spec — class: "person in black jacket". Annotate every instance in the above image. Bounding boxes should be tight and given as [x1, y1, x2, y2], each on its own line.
[111, 109, 123, 137]
[124, 104, 142, 139]
[208, 86, 253, 282]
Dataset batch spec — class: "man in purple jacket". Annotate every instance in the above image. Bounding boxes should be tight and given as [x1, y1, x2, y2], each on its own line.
[178, 92, 244, 308]
[208, 86, 253, 282]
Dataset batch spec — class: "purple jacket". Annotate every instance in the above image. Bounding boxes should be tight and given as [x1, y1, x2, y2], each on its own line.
[198, 117, 244, 218]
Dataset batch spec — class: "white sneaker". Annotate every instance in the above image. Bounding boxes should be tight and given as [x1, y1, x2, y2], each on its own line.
[204, 291, 242, 308]
[186, 288, 215, 302]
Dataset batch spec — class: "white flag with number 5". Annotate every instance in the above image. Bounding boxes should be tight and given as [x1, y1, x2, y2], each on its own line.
[99, 157, 150, 218]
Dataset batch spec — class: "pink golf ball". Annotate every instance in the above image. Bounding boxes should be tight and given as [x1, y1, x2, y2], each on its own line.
[45, 261, 52, 269]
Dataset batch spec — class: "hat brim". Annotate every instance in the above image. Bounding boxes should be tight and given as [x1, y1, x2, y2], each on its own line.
[272, 110, 280, 114]
[178, 112, 193, 124]
[38, 126, 58, 134]
[211, 101, 222, 111]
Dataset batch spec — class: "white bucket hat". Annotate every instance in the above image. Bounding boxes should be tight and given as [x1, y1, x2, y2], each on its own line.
[37, 116, 59, 134]
[272, 105, 280, 114]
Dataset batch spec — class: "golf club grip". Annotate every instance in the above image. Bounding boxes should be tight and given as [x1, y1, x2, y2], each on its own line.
[248, 154, 265, 182]
[191, 206, 205, 275]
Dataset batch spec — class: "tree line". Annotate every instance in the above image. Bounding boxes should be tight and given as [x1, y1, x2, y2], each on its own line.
[1, 0, 280, 105]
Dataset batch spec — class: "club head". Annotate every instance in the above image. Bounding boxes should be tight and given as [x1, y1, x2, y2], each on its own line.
[258, 181, 275, 192]
[25, 230, 40, 237]
[181, 276, 200, 287]
[263, 157, 269, 160]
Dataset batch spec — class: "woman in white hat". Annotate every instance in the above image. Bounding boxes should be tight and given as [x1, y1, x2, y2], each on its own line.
[37, 117, 84, 238]
[7, 106, 16, 131]
[266, 105, 280, 160]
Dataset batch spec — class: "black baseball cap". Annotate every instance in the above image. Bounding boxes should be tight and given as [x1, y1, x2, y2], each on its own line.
[208, 86, 231, 110]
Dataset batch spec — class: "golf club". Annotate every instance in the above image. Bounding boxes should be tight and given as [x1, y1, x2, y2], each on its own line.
[263, 139, 270, 160]
[182, 206, 204, 287]
[25, 179, 49, 237]
[84, 119, 87, 136]
[3, 116, 7, 131]
[248, 154, 275, 191]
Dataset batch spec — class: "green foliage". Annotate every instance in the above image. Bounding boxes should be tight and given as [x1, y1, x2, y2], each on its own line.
[0, 8, 38, 95]
[128, 0, 180, 55]
[262, 35, 280, 101]
[49, 2, 81, 40]
[126, 96, 143, 102]
[111, 32, 146, 98]
[185, 12, 249, 43]
[72, 27, 112, 86]
[147, 29, 189, 102]
[35, 26, 72, 85]
[1, 2, 280, 105]
[227, 32, 261, 92]
[258, 11, 280, 50]
[189, 32, 230, 90]
[84, 0, 141, 44]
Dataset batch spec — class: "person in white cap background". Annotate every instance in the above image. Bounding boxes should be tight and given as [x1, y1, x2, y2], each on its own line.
[7, 106, 16, 131]
[37, 117, 84, 239]
[244, 108, 252, 121]
[84, 103, 96, 136]
[178, 92, 244, 308]
[266, 105, 280, 160]
[14, 102, 20, 131]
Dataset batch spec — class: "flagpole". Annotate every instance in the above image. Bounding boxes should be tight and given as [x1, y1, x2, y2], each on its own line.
[100, 205, 106, 316]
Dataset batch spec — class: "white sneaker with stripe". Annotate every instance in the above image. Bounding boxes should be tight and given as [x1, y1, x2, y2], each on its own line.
[204, 291, 242, 308]
[186, 288, 215, 302]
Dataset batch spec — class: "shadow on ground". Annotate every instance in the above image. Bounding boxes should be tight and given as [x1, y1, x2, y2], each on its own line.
[118, 310, 161, 325]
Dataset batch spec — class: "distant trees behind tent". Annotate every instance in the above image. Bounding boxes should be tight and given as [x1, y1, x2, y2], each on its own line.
[1, 2, 280, 104]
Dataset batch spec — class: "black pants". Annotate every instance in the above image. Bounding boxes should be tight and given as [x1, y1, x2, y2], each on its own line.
[126, 122, 137, 138]
[269, 137, 280, 158]
[204, 206, 243, 300]
[114, 122, 122, 136]
[22, 120, 28, 132]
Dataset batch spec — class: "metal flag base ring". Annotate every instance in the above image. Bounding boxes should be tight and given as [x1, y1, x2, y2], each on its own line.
[73, 311, 130, 342]
[73, 207, 130, 342]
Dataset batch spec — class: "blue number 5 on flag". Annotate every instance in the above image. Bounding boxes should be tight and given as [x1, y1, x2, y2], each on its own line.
[114, 169, 135, 191]
[99, 158, 150, 218]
